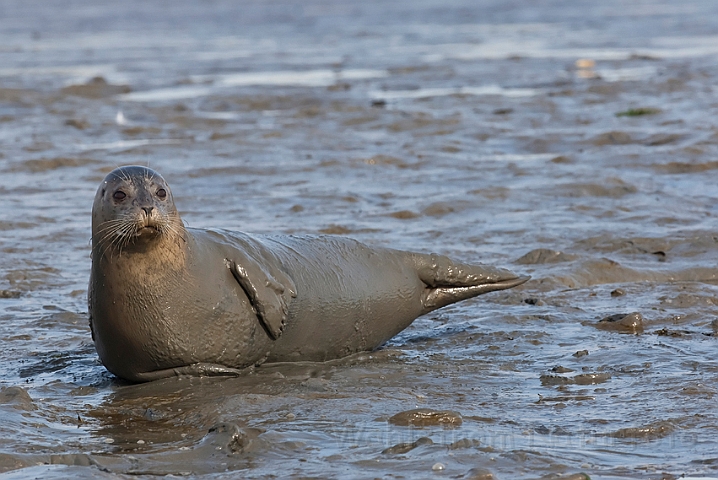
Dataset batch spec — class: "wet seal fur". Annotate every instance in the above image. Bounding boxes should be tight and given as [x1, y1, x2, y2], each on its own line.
[89, 166, 529, 382]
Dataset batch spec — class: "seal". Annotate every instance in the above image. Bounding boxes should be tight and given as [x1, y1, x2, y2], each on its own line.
[89, 166, 529, 382]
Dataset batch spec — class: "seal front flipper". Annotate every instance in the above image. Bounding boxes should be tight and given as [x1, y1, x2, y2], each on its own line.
[226, 257, 297, 340]
[132, 363, 245, 382]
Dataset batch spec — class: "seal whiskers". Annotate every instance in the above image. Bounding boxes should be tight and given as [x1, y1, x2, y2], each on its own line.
[93, 202, 183, 260]
[94, 217, 138, 260]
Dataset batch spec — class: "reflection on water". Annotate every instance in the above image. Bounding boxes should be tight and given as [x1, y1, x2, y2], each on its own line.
[78, 139, 186, 152]
[369, 85, 538, 100]
[1, 0, 718, 478]
[121, 69, 389, 101]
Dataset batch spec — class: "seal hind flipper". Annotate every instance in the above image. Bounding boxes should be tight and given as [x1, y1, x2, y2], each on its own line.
[412, 252, 519, 287]
[226, 257, 297, 340]
[409, 252, 530, 313]
[422, 275, 530, 314]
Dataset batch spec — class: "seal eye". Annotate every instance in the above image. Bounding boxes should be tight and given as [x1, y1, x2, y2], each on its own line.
[113, 190, 127, 201]
[156, 188, 167, 199]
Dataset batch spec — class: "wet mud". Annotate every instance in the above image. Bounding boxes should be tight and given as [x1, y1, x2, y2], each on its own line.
[1, 0, 718, 478]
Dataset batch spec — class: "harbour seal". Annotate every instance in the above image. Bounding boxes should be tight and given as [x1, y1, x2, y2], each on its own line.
[89, 166, 529, 382]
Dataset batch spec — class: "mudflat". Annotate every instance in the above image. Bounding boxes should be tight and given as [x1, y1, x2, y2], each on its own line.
[1, 0, 717, 478]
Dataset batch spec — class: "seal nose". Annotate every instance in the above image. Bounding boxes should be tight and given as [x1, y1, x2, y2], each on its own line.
[142, 207, 154, 216]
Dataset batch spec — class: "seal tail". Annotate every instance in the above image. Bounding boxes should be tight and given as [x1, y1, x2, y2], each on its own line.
[421, 275, 530, 314]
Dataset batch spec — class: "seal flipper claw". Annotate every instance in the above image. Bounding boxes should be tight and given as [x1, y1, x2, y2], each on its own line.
[227, 257, 296, 340]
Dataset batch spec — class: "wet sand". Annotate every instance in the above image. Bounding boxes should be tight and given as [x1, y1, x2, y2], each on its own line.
[1, 0, 718, 478]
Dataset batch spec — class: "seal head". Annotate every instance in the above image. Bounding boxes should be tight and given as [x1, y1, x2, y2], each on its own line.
[91, 166, 184, 259]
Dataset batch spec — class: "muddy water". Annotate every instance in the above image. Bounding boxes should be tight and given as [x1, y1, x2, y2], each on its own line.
[1, 0, 718, 478]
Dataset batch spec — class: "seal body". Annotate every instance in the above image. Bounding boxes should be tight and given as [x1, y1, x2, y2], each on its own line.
[89, 166, 528, 382]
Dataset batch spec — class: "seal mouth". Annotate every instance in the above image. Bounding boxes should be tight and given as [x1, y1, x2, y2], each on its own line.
[136, 225, 161, 237]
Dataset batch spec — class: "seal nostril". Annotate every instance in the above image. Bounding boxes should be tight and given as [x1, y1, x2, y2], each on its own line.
[142, 207, 154, 216]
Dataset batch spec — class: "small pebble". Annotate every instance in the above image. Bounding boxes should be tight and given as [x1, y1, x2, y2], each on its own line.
[610, 288, 625, 297]
[432, 462, 445, 471]
[596, 312, 644, 334]
[388, 408, 462, 428]
[382, 437, 433, 455]
[136, 439, 145, 444]
[575, 58, 596, 68]
[286, 413, 296, 420]
[104, 438, 114, 444]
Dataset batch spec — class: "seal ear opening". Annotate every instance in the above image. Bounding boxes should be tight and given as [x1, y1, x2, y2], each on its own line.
[226, 258, 296, 340]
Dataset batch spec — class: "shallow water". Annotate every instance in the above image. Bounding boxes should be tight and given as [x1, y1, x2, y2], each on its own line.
[1, 0, 718, 478]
